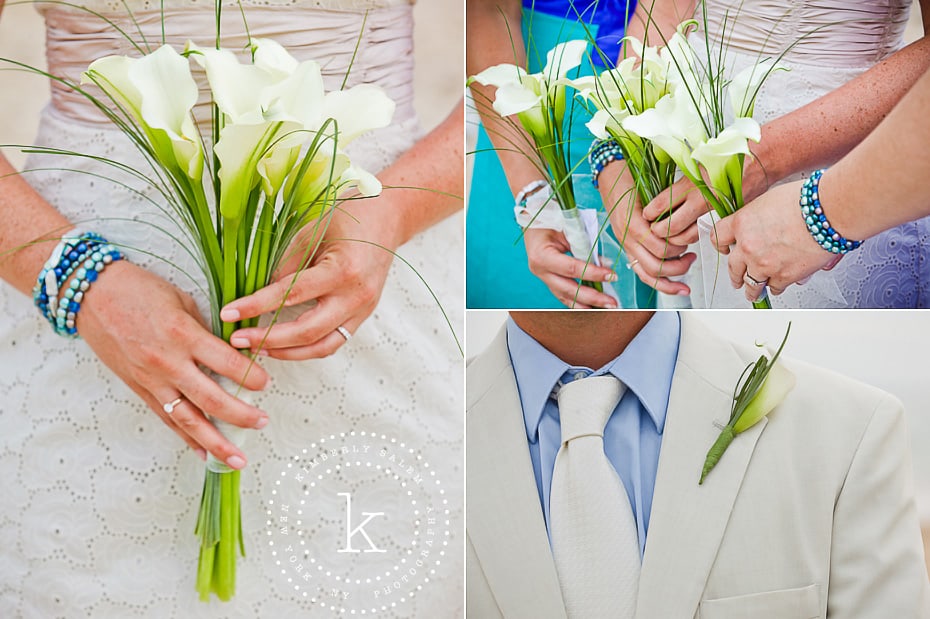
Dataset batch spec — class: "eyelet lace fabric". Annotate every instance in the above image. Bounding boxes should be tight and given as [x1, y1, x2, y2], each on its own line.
[688, 0, 930, 308]
[0, 3, 463, 617]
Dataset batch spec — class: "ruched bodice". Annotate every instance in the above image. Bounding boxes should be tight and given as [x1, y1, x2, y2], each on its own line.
[43, 4, 417, 129]
[701, 0, 911, 68]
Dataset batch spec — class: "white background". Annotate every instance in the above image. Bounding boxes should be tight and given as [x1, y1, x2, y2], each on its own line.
[467, 310, 930, 523]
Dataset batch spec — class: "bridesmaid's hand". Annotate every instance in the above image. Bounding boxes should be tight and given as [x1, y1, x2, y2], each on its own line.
[221, 200, 398, 360]
[641, 176, 707, 246]
[524, 227, 619, 309]
[713, 180, 842, 299]
[599, 162, 695, 297]
[78, 260, 270, 468]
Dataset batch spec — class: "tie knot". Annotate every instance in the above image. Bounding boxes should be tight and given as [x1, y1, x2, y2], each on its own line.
[556, 375, 626, 443]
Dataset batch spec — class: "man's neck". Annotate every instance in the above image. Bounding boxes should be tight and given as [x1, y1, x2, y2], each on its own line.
[509, 311, 655, 369]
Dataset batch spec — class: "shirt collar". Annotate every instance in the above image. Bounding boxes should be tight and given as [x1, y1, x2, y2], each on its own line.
[507, 312, 681, 443]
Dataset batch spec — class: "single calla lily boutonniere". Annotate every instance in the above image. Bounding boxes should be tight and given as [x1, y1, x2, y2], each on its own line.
[700, 323, 796, 484]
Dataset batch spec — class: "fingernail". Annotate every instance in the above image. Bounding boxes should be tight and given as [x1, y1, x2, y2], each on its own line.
[677, 290, 690, 296]
[254, 416, 269, 430]
[604, 273, 618, 283]
[221, 307, 240, 322]
[230, 336, 249, 349]
[605, 301, 618, 309]
[227, 455, 246, 469]
[196, 448, 207, 461]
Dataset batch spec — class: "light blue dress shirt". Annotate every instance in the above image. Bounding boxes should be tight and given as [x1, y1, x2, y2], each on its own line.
[506, 312, 681, 558]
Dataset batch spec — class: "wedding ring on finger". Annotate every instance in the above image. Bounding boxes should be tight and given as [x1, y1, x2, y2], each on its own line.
[743, 272, 768, 288]
[627, 259, 640, 270]
[335, 326, 352, 341]
[162, 397, 183, 415]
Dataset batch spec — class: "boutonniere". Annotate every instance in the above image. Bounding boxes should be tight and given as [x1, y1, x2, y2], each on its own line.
[699, 323, 796, 484]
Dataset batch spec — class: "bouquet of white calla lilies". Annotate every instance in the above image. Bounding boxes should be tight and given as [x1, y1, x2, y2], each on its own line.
[576, 15, 785, 307]
[83, 31, 396, 600]
[469, 39, 605, 293]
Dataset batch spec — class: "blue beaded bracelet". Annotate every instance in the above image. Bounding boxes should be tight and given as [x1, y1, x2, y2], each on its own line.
[33, 231, 107, 324]
[800, 169, 863, 255]
[53, 244, 123, 338]
[588, 138, 624, 188]
[32, 231, 123, 338]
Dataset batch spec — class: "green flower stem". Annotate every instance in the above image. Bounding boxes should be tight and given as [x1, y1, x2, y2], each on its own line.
[221, 219, 240, 342]
[753, 297, 772, 309]
[700, 425, 735, 484]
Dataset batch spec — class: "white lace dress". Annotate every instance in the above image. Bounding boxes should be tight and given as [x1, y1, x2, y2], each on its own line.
[690, 0, 930, 308]
[0, 1, 464, 617]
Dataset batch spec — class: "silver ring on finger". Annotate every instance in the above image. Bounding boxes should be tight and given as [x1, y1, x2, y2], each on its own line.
[743, 272, 768, 288]
[627, 259, 639, 270]
[335, 325, 352, 341]
[162, 397, 183, 415]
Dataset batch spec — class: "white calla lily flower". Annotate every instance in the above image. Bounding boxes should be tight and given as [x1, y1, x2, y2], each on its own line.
[622, 93, 707, 179]
[251, 37, 299, 78]
[186, 42, 274, 125]
[691, 116, 760, 190]
[214, 120, 302, 219]
[728, 58, 784, 118]
[542, 39, 587, 81]
[471, 40, 587, 141]
[320, 84, 395, 142]
[83, 45, 204, 180]
[261, 59, 326, 127]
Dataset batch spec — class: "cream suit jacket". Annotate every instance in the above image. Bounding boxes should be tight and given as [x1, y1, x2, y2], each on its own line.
[466, 315, 930, 619]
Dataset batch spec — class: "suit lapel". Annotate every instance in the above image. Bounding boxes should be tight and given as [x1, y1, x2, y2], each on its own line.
[467, 327, 568, 619]
[635, 314, 769, 619]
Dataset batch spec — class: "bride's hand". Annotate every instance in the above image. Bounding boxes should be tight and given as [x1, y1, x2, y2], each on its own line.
[78, 260, 270, 468]
[221, 199, 397, 360]
[222, 101, 464, 356]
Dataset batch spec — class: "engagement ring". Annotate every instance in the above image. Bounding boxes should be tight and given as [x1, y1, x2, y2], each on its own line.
[163, 397, 183, 415]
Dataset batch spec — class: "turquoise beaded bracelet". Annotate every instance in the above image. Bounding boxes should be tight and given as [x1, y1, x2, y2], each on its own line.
[32, 231, 123, 338]
[588, 138, 624, 188]
[800, 169, 863, 254]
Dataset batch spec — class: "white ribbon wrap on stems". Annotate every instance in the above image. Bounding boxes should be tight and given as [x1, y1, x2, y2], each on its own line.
[206, 375, 255, 474]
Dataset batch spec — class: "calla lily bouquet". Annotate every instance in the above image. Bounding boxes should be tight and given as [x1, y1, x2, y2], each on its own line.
[468, 39, 603, 292]
[78, 34, 394, 600]
[699, 323, 795, 484]
[572, 25, 695, 205]
[584, 15, 785, 308]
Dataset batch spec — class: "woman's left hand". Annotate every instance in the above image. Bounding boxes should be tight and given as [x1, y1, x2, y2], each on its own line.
[220, 200, 399, 360]
[713, 180, 841, 301]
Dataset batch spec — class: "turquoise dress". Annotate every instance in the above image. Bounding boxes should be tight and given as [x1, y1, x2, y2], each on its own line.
[467, 1, 641, 308]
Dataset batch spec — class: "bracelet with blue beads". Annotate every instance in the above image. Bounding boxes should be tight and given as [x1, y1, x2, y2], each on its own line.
[32, 231, 123, 338]
[800, 169, 863, 255]
[33, 231, 106, 323]
[588, 138, 624, 188]
[53, 243, 123, 338]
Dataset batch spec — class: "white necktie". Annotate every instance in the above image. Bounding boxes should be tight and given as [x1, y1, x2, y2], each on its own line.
[550, 375, 640, 619]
